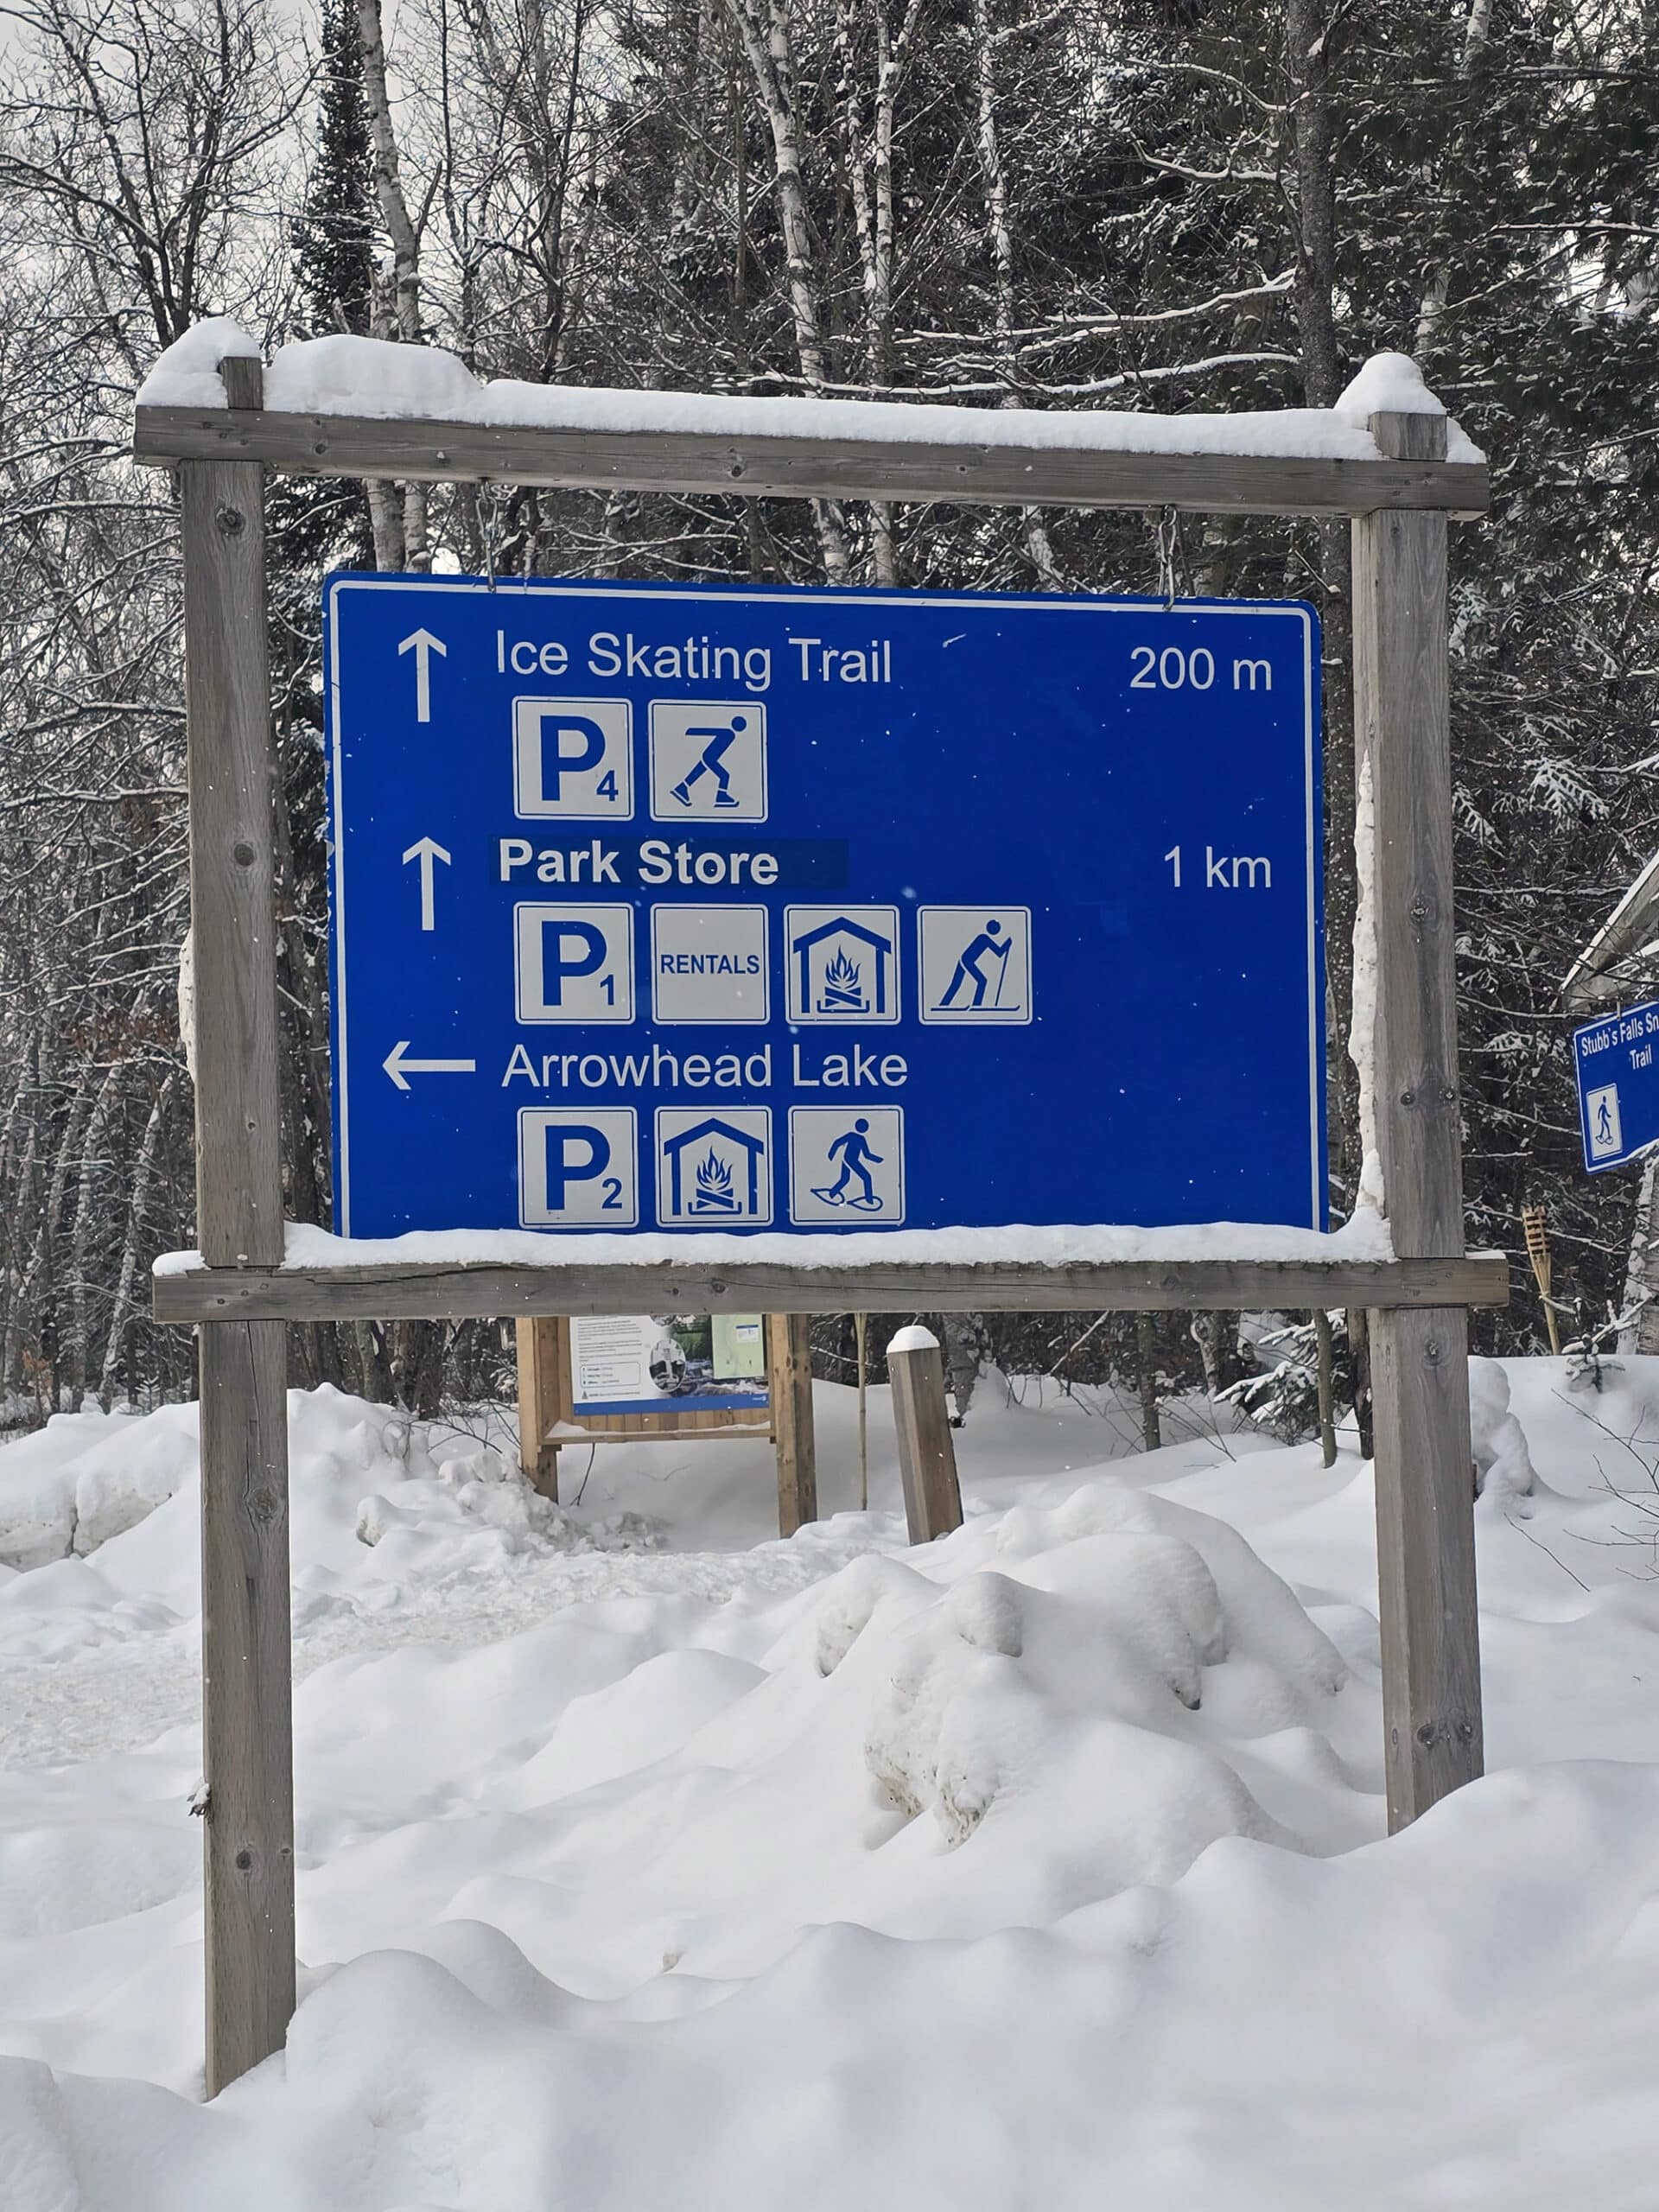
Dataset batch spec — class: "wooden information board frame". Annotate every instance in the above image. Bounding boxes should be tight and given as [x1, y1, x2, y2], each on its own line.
[138, 355, 1500, 2090]
[515, 1312, 817, 1540]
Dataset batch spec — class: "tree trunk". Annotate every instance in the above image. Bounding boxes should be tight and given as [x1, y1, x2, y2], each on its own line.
[723, 0, 851, 580]
[358, 0, 428, 568]
[66, 1058, 125, 1402]
[1621, 1155, 1659, 1352]
[939, 1312, 985, 1422]
[100, 1077, 172, 1408]
[1135, 1313, 1162, 1450]
[1284, 0, 1340, 410]
[968, 0, 1058, 586]
[1190, 1310, 1222, 1396]
[1415, 0, 1495, 353]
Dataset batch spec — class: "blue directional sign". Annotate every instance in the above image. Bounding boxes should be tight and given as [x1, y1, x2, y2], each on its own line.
[1573, 1000, 1659, 1172]
[325, 576, 1325, 1237]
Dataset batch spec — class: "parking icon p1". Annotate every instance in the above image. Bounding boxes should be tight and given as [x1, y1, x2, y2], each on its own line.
[514, 904, 634, 1022]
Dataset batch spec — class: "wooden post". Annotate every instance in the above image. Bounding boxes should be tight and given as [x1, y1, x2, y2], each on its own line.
[766, 1312, 817, 1535]
[887, 1325, 963, 1543]
[1353, 406, 1483, 1830]
[183, 355, 296, 2089]
[514, 1317, 562, 1499]
[854, 1312, 871, 1510]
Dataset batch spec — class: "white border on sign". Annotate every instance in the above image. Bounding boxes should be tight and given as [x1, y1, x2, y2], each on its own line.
[327, 579, 1321, 1236]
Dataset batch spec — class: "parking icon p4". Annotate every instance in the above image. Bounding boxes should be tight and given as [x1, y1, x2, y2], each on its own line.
[513, 697, 632, 819]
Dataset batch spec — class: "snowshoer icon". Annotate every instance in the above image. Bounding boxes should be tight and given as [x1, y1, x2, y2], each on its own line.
[671, 715, 747, 810]
[1598, 1096, 1616, 1144]
[936, 918, 1013, 1010]
[810, 1117, 885, 1211]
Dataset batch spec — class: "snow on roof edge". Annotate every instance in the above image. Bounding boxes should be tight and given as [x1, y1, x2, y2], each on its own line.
[1563, 845, 1659, 1013]
[151, 1212, 1399, 1276]
[136, 327, 1485, 468]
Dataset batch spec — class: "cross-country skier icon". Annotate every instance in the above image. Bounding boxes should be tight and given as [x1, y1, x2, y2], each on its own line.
[671, 715, 747, 810]
[810, 1118, 886, 1211]
[935, 918, 1014, 1011]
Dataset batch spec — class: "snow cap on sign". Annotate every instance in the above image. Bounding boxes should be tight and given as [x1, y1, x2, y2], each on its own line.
[887, 1324, 939, 1355]
[1333, 352, 1484, 462]
[152, 1207, 1398, 1276]
[264, 333, 483, 419]
[135, 318, 262, 410]
[138, 321, 1487, 465]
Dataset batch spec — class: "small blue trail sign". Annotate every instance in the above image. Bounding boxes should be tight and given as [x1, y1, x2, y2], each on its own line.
[325, 576, 1324, 1237]
[1573, 999, 1659, 1173]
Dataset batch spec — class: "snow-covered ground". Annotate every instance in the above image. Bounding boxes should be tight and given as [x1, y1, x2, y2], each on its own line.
[3, 1357, 1658, 2209]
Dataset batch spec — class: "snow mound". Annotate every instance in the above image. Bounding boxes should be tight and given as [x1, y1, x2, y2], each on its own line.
[1470, 1355, 1540, 1510]
[9, 1367, 1659, 2204]
[277, 1474, 1364, 2005]
[0, 1388, 663, 1659]
[839, 1487, 1349, 1873]
[0, 1404, 197, 1573]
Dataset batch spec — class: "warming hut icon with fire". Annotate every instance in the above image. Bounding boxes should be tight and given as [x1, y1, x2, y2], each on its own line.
[658, 1113, 771, 1222]
[786, 912, 896, 1021]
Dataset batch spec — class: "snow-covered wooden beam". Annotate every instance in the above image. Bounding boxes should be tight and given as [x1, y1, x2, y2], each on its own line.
[133, 401, 1488, 518]
[130, 327, 1489, 518]
[154, 1251, 1508, 1323]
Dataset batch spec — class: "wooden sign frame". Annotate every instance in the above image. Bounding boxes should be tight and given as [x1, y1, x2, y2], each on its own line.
[138, 354, 1497, 2091]
[515, 1312, 817, 1539]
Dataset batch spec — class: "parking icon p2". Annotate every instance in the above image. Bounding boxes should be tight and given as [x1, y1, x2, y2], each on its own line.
[514, 697, 632, 818]
[518, 1108, 638, 1225]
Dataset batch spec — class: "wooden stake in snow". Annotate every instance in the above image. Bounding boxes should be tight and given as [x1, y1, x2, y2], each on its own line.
[855, 1311, 870, 1511]
[887, 1325, 963, 1544]
[1522, 1205, 1560, 1356]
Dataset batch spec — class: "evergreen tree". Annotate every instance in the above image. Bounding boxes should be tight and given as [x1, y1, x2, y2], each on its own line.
[265, 0, 379, 1387]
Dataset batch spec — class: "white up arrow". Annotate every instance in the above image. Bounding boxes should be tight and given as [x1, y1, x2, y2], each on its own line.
[383, 1040, 478, 1091]
[397, 627, 447, 722]
[401, 836, 452, 931]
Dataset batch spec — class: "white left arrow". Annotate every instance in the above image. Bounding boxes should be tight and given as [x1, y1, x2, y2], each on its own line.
[397, 627, 447, 722]
[383, 1040, 477, 1091]
[401, 835, 452, 931]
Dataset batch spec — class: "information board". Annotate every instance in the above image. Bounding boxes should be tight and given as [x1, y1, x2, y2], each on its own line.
[1573, 999, 1659, 1173]
[326, 576, 1323, 1236]
[569, 1313, 768, 1417]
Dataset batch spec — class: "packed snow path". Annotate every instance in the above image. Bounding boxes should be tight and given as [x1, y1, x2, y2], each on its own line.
[2, 1362, 1658, 2208]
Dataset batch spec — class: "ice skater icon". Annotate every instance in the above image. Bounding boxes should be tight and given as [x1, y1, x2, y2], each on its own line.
[810, 1118, 886, 1211]
[671, 715, 747, 810]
